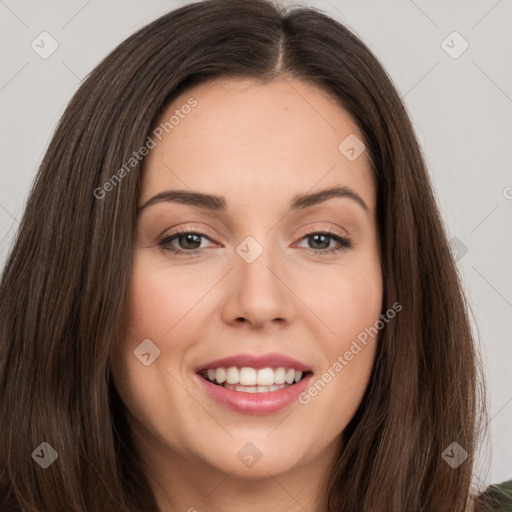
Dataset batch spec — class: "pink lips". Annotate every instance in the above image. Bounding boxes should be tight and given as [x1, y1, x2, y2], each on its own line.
[196, 372, 313, 415]
[194, 352, 312, 373]
[194, 352, 313, 415]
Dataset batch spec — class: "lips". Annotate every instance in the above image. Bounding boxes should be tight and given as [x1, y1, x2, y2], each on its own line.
[195, 371, 314, 414]
[193, 352, 314, 414]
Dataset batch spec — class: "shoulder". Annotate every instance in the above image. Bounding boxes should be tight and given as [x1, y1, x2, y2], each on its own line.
[473, 480, 512, 512]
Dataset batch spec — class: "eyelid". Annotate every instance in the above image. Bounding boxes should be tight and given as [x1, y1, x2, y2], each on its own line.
[295, 223, 349, 239]
[161, 224, 218, 242]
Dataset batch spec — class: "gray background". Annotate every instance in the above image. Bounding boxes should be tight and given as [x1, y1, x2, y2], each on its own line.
[1, 0, 510, 486]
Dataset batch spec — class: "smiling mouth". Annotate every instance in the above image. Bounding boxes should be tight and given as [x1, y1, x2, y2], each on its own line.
[198, 366, 312, 393]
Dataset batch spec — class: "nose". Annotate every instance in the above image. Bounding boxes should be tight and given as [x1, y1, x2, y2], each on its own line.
[220, 238, 296, 331]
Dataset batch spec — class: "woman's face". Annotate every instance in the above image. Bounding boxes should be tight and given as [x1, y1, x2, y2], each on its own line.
[111, 76, 382, 486]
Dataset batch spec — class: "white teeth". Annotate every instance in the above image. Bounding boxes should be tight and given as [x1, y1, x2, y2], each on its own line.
[239, 367, 257, 386]
[202, 366, 307, 389]
[285, 368, 295, 384]
[256, 367, 274, 386]
[223, 383, 289, 393]
[234, 385, 258, 393]
[226, 367, 239, 384]
[274, 367, 286, 385]
[215, 368, 227, 384]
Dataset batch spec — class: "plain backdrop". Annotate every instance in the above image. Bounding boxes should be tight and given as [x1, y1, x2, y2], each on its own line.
[0, 0, 511, 486]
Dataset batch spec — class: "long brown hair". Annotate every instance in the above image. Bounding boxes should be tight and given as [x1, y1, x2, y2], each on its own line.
[0, 0, 487, 510]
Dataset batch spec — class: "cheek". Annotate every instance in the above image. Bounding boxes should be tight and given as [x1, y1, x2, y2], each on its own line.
[306, 260, 383, 348]
[298, 274, 381, 436]
[339, 271, 382, 338]
[294, 280, 381, 452]
[302, 261, 382, 406]
[122, 253, 210, 341]
[115, 251, 220, 393]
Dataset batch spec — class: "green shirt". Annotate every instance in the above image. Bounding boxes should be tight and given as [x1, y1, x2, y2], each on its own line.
[474, 480, 512, 511]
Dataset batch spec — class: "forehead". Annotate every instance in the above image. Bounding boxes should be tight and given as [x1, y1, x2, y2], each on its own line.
[140, 76, 375, 214]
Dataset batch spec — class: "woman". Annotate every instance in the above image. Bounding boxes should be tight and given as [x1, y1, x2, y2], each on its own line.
[0, 0, 509, 510]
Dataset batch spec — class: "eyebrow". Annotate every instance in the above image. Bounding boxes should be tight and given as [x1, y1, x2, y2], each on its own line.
[137, 185, 369, 214]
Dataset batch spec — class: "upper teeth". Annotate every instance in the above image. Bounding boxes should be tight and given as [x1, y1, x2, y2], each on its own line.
[204, 367, 303, 386]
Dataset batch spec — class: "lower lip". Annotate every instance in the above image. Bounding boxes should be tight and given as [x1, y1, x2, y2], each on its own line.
[195, 373, 313, 415]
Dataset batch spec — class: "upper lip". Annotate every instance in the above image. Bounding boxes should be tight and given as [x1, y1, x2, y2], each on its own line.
[194, 352, 313, 373]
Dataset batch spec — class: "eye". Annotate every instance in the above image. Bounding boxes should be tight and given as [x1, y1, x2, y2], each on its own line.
[294, 230, 352, 255]
[157, 228, 352, 256]
[158, 229, 215, 256]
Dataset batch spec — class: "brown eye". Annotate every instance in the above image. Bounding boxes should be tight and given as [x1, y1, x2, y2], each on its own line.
[295, 231, 352, 255]
[158, 230, 214, 255]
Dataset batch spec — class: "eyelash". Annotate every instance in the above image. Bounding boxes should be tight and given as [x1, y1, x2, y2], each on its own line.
[157, 228, 352, 257]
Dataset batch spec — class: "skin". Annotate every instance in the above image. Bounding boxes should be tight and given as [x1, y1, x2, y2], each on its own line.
[110, 76, 383, 512]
